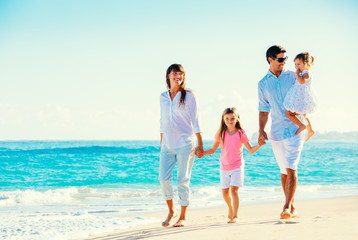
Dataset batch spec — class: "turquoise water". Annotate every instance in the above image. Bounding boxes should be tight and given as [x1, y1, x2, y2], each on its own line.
[1, 140, 357, 191]
[1, 140, 357, 240]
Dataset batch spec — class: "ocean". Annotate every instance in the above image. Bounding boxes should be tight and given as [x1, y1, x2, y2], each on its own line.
[1, 140, 358, 239]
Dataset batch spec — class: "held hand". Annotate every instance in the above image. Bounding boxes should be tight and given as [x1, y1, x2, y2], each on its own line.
[195, 145, 204, 158]
[258, 130, 268, 145]
[259, 130, 268, 140]
[194, 148, 200, 156]
[258, 135, 267, 145]
[196, 150, 203, 158]
[258, 139, 266, 146]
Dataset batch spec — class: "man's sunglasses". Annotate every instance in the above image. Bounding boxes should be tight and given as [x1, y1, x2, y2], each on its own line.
[272, 56, 288, 63]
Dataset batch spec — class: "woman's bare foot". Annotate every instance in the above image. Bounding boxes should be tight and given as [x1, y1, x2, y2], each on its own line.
[162, 211, 178, 227]
[305, 130, 315, 142]
[173, 219, 186, 227]
[295, 125, 306, 135]
[227, 216, 238, 223]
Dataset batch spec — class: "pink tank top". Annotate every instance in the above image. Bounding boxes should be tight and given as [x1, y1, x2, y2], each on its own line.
[214, 129, 249, 171]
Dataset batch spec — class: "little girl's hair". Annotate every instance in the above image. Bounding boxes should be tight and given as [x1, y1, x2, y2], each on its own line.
[219, 107, 243, 148]
[294, 52, 315, 70]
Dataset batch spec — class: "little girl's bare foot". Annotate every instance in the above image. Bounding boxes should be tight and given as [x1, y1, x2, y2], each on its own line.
[228, 217, 238, 223]
[295, 125, 306, 135]
[162, 211, 178, 227]
[173, 219, 186, 227]
[228, 207, 233, 219]
[305, 130, 315, 142]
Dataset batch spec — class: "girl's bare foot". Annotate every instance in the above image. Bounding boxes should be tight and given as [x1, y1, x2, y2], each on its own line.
[162, 211, 178, 227]
[173, 219, 186, 227]
[228, 207, 233, 219]
[305, 130, 315, 142]
[228, 216, 238, 223]
[295, 125, 306, 135]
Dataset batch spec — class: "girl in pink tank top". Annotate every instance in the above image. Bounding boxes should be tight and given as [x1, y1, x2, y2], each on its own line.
[201, 107, 264, 223]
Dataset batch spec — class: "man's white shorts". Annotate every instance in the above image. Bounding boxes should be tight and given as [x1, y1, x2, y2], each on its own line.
[272, 133, 305, 174]
[220, 168, 244, 189]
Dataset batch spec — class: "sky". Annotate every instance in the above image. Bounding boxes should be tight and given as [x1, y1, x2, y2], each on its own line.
[0, 0, 357, 140]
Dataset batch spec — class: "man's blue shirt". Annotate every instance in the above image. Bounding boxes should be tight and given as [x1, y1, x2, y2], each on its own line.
[258, 70, 304, 141]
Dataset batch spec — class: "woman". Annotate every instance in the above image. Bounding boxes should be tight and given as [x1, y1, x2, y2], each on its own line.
[159, 63, 203, 227]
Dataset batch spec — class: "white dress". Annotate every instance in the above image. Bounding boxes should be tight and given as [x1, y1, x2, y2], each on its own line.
[283, 70, 317, 114]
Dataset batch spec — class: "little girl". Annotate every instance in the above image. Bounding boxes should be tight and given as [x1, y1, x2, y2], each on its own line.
[201, 107, 263, 223]
[283, 52, 317, 141]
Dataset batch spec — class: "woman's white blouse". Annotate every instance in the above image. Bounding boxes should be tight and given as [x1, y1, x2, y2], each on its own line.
[160, 90, 201, 149]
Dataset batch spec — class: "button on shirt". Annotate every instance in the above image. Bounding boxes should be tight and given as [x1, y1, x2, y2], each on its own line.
[160, 90, 201, 149]
[258, 70, 305, 141]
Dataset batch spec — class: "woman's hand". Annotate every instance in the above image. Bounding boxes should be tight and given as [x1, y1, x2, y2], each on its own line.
[194, 133, 204, 158]
[195, 145, 204, 158]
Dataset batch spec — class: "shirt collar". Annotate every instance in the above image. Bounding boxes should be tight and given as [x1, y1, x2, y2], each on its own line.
[166, 90, 181, 100]
[266, 69, 289, 79]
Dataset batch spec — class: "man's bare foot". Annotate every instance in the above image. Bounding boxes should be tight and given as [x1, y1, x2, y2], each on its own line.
[162, 211, 178, 227]
[280, 208, 291, 219]
[173, 219, 186, 227]
[305, 130, 315, 142]
[228, 217, 238, 223]
[290, 209, 299, 218]
[295, 125, 306, 135]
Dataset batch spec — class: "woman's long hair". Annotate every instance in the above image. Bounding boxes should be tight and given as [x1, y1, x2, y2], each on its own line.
[219, 107, 243, 148]
[166, 64, 186, 106]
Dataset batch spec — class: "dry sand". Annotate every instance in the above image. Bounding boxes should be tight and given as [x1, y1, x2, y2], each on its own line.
[83, 197, 358, 240]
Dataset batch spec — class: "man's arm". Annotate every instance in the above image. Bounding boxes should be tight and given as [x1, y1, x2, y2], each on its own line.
[259, 111, 269, 145]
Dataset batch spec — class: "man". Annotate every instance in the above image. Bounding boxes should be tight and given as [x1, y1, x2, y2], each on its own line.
[258, 45, 306, 219]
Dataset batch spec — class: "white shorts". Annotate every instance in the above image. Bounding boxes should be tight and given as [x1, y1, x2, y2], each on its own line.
[220, 168, 244, 189]
[272, 133, 305, 174]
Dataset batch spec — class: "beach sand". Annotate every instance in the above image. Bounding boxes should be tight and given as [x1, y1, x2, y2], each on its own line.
[83, 197, 358, 240]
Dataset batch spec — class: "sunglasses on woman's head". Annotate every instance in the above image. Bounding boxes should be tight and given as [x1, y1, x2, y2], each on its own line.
[272, 56, 288, 63]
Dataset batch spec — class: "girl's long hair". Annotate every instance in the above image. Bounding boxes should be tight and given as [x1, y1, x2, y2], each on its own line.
[219, 107, 243, 148]
[166, 64, 186, 106]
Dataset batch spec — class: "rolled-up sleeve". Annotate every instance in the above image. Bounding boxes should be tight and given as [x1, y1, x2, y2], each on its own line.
[258, 81, 270, 112]
[188, 92, 201, 133]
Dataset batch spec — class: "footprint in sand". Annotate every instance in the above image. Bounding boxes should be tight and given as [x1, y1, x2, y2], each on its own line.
[313, 216, 323, 222]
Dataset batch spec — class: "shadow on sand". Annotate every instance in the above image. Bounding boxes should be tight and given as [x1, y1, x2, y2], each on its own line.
[86, 218, 300, 240]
